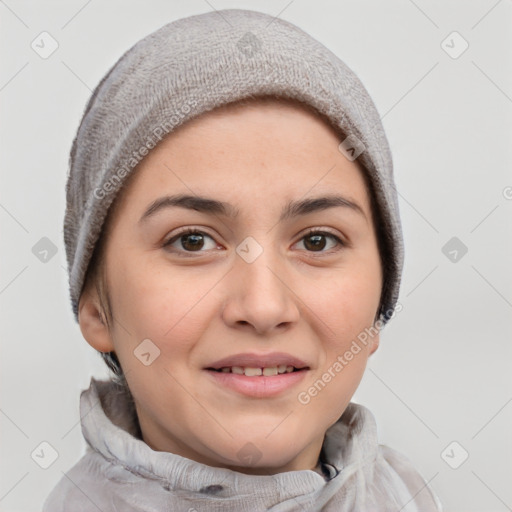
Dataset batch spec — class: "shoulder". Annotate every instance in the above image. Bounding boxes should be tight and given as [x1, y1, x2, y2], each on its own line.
[324, 403, 443, 511]
[42, 451, 115, 512]
[376, 444, 443, 512]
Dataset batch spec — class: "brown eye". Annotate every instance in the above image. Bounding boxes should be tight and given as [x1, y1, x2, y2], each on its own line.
[297, 231, 342, 252]
[164, 230, 218, 252]
[304, 234, 326, 251]
[180, 233, 205, 251]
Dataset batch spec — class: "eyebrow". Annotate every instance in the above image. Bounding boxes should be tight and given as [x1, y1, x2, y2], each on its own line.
[138, 193, 366, 224]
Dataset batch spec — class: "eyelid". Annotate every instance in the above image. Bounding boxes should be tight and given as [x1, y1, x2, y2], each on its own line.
[163, 226, 346, 256]
[163, 226, 221, 250]
[301, 227, 344, 241]
[293, 227, 345, 252]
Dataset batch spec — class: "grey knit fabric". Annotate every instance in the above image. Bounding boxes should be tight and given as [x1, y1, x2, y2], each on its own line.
[64, 8, 403, 323]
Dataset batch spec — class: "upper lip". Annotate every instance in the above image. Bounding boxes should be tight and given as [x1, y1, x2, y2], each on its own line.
[205, 352, 310, 370]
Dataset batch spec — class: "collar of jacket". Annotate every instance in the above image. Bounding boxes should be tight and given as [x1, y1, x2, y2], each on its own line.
[80, 377, 379, 504]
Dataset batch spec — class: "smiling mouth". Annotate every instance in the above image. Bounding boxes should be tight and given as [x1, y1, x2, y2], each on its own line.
[204, 364, 310, 398]
[206, 365, 307, 376]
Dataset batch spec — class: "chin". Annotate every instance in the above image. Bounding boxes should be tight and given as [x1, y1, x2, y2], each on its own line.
[211, 436, 305, 471]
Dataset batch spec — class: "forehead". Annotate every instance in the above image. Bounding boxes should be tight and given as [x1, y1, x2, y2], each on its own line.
[182, 96, 344, 145]
[106, 97, 370, 225]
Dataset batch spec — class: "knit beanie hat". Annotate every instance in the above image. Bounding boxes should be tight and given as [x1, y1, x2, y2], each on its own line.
[64, 8, 404, 325]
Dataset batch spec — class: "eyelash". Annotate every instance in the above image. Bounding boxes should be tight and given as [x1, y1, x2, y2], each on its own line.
[162, 227, 345, 256]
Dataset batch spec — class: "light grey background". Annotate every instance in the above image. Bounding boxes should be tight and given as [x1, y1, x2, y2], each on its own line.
[1, 1, 511, 511]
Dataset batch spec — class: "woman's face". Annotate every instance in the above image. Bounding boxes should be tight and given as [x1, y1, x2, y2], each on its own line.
[79, 99, 382, 475]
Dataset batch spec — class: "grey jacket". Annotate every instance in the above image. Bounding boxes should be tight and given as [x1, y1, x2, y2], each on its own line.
[43, 378, 442, 511]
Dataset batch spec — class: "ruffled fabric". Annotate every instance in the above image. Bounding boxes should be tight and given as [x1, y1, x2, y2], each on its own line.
[43, 378, 442, 511]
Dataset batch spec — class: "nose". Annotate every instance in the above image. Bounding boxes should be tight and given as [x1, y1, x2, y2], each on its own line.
[221, 245, 300, 335]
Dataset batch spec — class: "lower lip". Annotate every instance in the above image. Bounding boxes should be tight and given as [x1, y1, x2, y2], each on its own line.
[204, 369, 308, 398]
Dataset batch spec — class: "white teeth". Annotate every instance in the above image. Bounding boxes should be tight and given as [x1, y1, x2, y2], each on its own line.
[217, 365, 299, 376]
[244, 367, 263, 377]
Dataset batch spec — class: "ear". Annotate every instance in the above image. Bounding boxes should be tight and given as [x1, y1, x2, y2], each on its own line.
[78, 286, 115, 353]
[369, 332, 380, 356]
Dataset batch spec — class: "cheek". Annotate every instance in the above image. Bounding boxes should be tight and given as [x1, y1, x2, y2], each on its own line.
[109, 254, 219, 355]
[303, 263, 380, 344]
[296, 270, 377, 421]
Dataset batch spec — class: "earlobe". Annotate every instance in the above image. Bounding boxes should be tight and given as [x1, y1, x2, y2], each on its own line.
[78, 290, 115, 353]
[369, 333, 380, 356]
